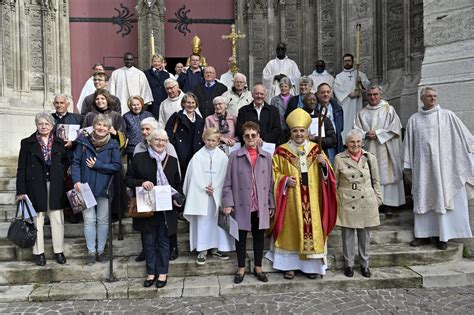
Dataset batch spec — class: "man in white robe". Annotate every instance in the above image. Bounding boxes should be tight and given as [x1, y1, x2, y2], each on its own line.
[219, 56, 234, 91]
[354, 85, 405, 208]
[262, 42, 301, 103]
[333, 53, 370, 142]
[309, 59, 335, 93]
[183, 131, 235, 265]
[403, 87, 473, 250]
[109, 52, 153, 114]
[76, 63, 104, 113]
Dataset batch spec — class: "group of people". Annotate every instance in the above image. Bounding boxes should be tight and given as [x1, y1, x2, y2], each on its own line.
[15, 44, 473, 289]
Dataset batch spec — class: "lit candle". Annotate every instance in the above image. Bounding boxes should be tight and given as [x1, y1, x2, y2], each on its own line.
[150, 30, 155, 56]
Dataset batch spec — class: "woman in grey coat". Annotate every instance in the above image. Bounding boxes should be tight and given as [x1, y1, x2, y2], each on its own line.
[334, 130, 382, 278]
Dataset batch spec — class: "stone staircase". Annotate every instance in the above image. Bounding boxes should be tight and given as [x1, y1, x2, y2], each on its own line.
[1, 157, 474, 302]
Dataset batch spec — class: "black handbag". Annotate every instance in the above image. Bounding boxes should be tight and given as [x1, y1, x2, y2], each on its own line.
[7, 200, 37, 248]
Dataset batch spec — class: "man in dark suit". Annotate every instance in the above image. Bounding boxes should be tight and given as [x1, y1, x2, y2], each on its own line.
[236, 84, 281, 144]
[193, 66, 228, 119]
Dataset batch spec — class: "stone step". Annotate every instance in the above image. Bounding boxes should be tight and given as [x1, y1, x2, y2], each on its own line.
[2, 223, 416, 262]
[409, 259, 474, 288]
[0, 242, 463, 284]
[0, 178, 15, 191]
[0, 165, 17, 178]
[0, 266, 423, 302]
[0, 191, 15, 205]
[0, 205, 16, 221]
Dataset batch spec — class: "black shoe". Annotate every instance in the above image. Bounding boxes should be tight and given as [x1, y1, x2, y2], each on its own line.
[135, 251, 145, 262]
[437, 241, 448, 250]
[35, 253, 46, 266]
[253, 268, 268, 282]
[143, 277, 156, 287]
[234, 272, 245, 284]
[54, 253, 66, 264]
[170, 247, 178, 261]
[156, 277, 167, 289]
[344, 266, 354, 277]
[305, 273, 319, 279]
[361, 266, 371, 278]
[410, 238, 431, 247]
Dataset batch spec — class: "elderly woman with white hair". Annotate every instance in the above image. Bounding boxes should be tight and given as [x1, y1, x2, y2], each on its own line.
[334, 129, 382, 279]
[270, 77, 293, 144]
[222, 72, 253, 117]
[133, 117, 181, 261]
[204, 96, 239, 154]
[16, 111, 69, 266]
[126, 128, 183, 288]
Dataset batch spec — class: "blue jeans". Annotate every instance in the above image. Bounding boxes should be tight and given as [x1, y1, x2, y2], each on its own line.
[142, 213, 170, 275]
[83, 197, 109, 254]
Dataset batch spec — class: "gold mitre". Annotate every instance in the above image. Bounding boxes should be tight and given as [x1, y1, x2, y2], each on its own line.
[286, 108, 312, 129]
[192, 36, 202, 50]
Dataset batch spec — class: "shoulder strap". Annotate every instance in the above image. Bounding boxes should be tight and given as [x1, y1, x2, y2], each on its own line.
[162, 154, 170, 169]
[172, 114, 179, 134]
[364, 153, 374, 189]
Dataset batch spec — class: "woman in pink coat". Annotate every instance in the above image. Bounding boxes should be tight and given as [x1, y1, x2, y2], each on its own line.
[222, 121, 275, 284]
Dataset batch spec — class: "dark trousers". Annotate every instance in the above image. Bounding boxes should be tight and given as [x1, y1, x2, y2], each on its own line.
[142, 218, 170, 275]
[236, 212, 264, 268]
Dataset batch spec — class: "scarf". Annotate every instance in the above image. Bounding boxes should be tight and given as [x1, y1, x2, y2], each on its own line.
[36, 132, 53, 166]
[349, 149, 363, 163]
[217, 112, 230, 134]
[147, 147, 178, 195]
[90, 131, 111, 149]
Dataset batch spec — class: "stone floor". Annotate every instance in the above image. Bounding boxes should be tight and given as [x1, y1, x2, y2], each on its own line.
[0, 286, 473, 314]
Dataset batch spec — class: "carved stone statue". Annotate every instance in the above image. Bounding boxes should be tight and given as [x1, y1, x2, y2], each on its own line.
[186, 35, 208, 67]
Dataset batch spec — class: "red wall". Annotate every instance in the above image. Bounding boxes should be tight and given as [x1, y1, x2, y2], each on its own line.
[164, 0, 234, 77]
[69, 0, 138, 110]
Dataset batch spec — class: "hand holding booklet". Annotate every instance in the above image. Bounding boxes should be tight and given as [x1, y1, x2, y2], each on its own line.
[66, 183, 97, 214]
[218, 207, 239, 241]
[136, 185, 172, 212]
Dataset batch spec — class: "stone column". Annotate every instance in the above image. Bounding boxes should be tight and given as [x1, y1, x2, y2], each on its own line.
[136, 0, 166, 70]
[0, 0, 70, 159]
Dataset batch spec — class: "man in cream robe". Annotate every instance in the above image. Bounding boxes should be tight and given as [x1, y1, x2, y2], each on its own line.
[309, 60, 335, 93]
[266, 109, 337, 277]
[403, 87, 473, 250]
[333, 53, 370, 142]
[183, 142, 235, 264]
[262, 43, 301, 103]
[109, 53, 153, 114]
[354, 85, 405, 207]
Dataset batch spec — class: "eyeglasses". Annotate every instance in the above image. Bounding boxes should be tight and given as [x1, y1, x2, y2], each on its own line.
[93, 79, 105, 82]
[152, 138, 168, 142]
[243, 133, 258, 139]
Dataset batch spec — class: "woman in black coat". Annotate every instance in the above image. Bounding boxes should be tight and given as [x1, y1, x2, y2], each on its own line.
[165, 92, 204, 177]
[125, 128, 183, 289]
[16, 112, 69, 266]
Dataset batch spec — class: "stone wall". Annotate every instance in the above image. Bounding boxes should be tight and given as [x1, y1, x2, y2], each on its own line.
[0, 0, 71, 159]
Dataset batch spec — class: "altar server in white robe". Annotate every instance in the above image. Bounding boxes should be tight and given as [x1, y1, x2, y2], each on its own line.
[262, 42, 301, 103]
[77, 63, 104, 113]
[109, 52, 153, 114]
[333, 53, 370, 142]
[403, 87, 473, 250]
[183, 128, 235, 265]
[354, 85, 405, 208]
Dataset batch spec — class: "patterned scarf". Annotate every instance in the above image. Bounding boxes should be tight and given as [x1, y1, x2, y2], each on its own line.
[36, 132, 53, 166]
[217, 111, 230, 134]
[90, 131, 111, 150]
[147, 147, 178, 195]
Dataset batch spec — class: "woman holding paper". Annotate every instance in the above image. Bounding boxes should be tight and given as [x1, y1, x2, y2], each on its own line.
[16, 111, 69, 266]
[183, 128, 235, 266]
[72, 114, 121, 265]
[125, 128, 183, 289]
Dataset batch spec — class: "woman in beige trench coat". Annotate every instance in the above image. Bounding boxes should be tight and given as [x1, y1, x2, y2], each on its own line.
[334, 130, 382, 278]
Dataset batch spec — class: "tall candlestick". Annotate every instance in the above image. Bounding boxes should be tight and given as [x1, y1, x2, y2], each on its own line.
[150, 30, 155, 56]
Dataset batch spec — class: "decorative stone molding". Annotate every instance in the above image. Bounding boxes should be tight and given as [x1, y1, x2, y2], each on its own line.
[136, 0, 166, 69]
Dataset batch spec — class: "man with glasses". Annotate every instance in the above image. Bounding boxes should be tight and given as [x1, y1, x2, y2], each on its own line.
[77, 63, 104, 113]
[157, 78, 186, 129]
[236, 84, 281, 145]
[222, 73, 253, 117]
[193, 66, 228, 119]
[109, 52, 153, 114]
[354, 85, 405, 211]
[80, 72, 121, 116]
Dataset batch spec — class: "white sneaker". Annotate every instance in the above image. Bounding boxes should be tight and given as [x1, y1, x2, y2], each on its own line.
[196, 251, 207, 265]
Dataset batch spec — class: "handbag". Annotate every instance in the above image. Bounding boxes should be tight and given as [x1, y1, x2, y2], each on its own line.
[7, 200, 37, 248]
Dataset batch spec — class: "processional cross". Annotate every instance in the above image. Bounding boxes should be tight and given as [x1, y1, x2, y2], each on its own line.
[221, 24, 246, 75]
